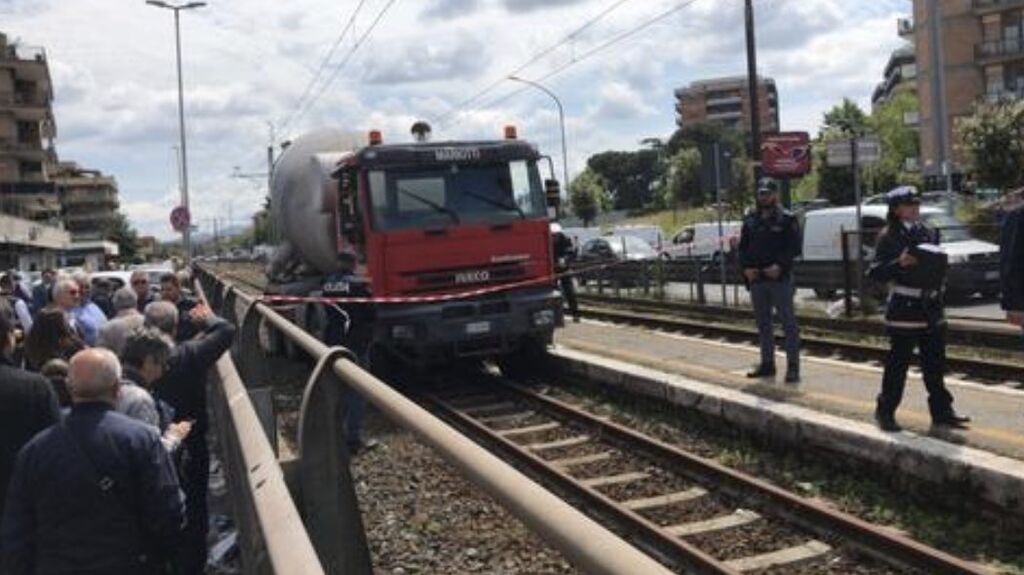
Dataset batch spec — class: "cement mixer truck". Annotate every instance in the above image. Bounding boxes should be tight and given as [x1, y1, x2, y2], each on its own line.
[266, 126, 564, 373]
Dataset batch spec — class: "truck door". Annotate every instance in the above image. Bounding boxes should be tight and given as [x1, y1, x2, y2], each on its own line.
[336, 167, 367, 265]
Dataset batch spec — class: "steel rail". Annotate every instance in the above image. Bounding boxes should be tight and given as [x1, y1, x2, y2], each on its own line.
[498, 381, 992, 575]
[194, 265, 676, 575]
[580, 303, 1022, 384]
[422, 392, 739, 575]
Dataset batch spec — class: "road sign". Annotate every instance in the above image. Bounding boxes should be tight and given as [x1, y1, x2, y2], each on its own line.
[761, 132, 811, 177]
[826, 136, 881, 167]
[699, 141, 733, 197]
[170, 206, 191, 233]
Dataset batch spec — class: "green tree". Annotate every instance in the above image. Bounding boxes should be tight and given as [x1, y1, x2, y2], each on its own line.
[104, 210, 139, 262]
[956, 99, 1024, 191]
[569, 168, 606, 227]
[663, 147, 702, 207]
[867, 91, 922, 193]
[816, 98, 870, 205]
[587, 148, 664, 211]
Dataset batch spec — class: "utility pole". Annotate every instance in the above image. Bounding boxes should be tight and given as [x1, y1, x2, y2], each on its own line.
[147, 0, 206, 265]
[509, 76, 570, 193]
[926, 0, 955, 212]
[744, 0, 763, 183]
[713, 142, 728, 306]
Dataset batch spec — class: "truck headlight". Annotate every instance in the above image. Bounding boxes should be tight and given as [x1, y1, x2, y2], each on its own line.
[390, 325, 416, 340]
[532, 309, 556, 327]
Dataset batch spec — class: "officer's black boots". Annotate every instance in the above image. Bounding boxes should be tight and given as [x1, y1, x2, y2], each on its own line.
[746, 364, 776, 378]
[784, 365, 800, 384]
[932, 413, 971, 429]
[875, 411, 902, 432]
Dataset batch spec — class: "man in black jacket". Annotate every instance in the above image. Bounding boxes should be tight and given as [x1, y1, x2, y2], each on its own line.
[1001, 203, 1024, 330]
[0, 303, 59, 518]
[2, 348, 184, 575]
[146, 300, 235, 574]
[738, 178, 802, 383]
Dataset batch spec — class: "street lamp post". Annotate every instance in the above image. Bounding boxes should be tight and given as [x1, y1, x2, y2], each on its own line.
[147, 0, 206, 264]
[509, 76, 570, 200]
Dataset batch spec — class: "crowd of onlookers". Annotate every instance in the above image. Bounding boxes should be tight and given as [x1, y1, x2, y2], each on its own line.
[0, 268, 236, 574]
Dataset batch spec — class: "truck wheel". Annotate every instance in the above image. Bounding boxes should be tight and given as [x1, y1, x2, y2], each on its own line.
[497, 338, 550, 380]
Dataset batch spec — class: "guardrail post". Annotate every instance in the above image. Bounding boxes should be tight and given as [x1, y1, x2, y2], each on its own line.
[210, 282, 225, 315]
[297, 347, 373, 575]
[223, 286, 239, 326]
[237, 303, 271, 388]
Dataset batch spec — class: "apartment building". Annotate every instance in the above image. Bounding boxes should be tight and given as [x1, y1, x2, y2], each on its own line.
[0, 32, 60, 223]
[905, 0, 1024, 183]
[872, 44, 918, 107]
[53, 161, 120, 242]
[674, 75, 780, 135]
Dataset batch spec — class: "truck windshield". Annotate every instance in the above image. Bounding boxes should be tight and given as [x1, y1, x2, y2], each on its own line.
[922, 213, 972, 243]
[368, 160, 546, 230]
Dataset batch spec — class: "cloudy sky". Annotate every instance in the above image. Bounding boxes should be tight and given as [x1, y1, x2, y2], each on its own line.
[1, 0, 907, 239]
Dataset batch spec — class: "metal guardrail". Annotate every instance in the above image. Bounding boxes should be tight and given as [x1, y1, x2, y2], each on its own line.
[191, 277, 326, 575]
[194, 264, 676, 575]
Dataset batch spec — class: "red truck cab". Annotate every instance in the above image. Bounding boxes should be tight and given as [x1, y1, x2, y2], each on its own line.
[329, 137, 563, 369]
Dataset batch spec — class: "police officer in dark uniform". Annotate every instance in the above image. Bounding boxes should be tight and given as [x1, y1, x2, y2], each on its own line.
[551, 222, 579, 322]
[1000, 201, 1024, 331]
[867, 186, 970, 432]
[738, 178, 802, 383]
[322, 271, 376, 454]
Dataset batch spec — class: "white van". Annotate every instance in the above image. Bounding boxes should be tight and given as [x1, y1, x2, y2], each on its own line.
[800, 205, 1000, 299]
[666, 221, 743, 261]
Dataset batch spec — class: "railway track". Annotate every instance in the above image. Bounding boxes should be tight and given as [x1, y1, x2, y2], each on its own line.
[578, 300, 1022, 386]
[422, 375, 989, 575]
[201, 264, 993, 574]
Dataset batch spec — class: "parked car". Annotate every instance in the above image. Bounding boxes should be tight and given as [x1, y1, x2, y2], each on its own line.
[799, 205, 1000, 300]
[576, 235, 659, 285]
[666, 221, 742, 261]
[611, 225, 667, 255]
[562, 227, 604, 257]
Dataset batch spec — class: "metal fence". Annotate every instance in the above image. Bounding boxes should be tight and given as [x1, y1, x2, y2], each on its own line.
[193, 264, 677, 575]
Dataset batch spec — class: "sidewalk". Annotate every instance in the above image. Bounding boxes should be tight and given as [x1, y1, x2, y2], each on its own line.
[556, 320, 1024, 461]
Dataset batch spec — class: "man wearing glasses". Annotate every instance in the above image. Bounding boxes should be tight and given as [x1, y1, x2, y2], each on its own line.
[738, 178, 803, 384]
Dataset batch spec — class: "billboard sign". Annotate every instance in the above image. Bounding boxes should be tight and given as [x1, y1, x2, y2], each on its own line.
[761, 132, 812, 177]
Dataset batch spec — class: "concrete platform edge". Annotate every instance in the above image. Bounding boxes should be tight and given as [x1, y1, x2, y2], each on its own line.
[550, 346, 1024, 513]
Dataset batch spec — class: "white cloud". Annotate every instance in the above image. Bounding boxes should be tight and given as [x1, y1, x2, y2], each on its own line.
[1, 0, 908, 238]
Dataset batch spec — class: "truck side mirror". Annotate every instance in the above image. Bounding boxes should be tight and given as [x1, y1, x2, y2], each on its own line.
[544, 179, 561, 208]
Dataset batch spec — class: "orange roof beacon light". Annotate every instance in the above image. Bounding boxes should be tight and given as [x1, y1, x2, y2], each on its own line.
[368, 129, 383, 146]
[504, 125, 518, 140]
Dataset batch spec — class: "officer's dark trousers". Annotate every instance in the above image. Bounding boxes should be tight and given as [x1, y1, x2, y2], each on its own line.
[559, 275, 579, 319]
[750, 278, 800, 368]
[176, 436, 210, 574]
[877, 327, 955, 419]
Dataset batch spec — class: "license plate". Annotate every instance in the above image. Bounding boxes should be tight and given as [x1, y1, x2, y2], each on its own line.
[985, 271, 1000, 280]
[466, 321, 491, 335]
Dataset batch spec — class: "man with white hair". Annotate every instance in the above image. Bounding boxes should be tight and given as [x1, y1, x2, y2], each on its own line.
[1, 348, 184, 574]
[97, 287, 145, 355]
[70, 272, 107, 346]
[130, 270, 155, 313]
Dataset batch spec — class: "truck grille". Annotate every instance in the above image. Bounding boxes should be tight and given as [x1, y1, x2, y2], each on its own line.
[405, 263, 527, 294]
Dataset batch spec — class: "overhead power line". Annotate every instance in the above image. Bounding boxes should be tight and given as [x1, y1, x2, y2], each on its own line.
[280, 0, 400, 137]
[444, 0, 704, 128]
[435, 0, 635, 125]
[278, 0, 370, 133]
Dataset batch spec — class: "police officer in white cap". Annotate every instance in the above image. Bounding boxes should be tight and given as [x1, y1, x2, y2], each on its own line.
[867, 186, 970, 432]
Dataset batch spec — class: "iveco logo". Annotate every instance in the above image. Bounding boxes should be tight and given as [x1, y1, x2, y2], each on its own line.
[435, 148, 481, 162]
[455, 270, 491, 284]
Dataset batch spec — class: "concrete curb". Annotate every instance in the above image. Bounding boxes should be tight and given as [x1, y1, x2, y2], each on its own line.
[551, 346, 1024, 513]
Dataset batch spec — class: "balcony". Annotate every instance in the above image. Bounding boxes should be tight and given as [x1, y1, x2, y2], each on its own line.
[706, 95, 742, 107]
[984, 85, 1024, 102]
[974, 0, 1024, 14]
[61, 191, 119, 209]
[898, 18, 914, 38]
[976, 37, 1024, 63]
